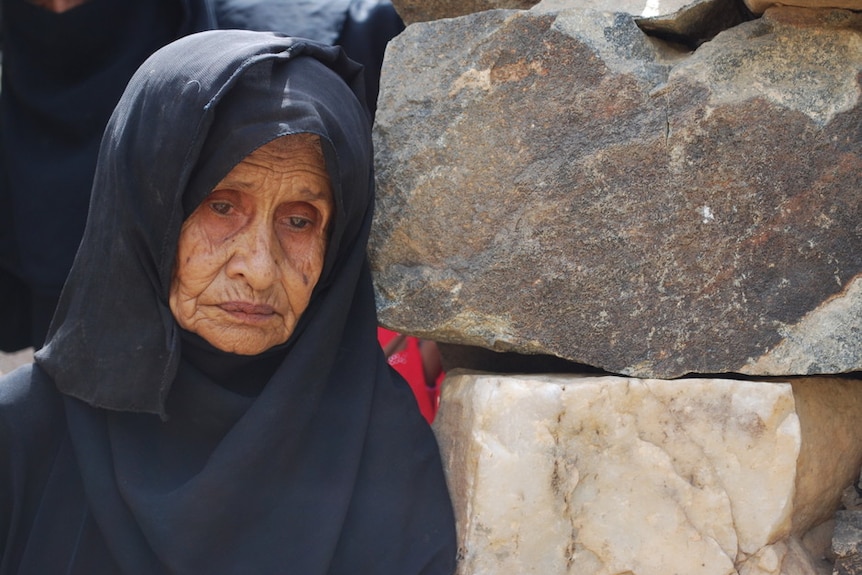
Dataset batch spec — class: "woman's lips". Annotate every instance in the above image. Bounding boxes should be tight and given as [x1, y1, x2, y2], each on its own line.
[218, 301, 277, 322]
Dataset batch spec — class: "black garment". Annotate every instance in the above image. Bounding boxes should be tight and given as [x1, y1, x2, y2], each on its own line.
[213, 0, 352, 44]
[335, 0, 404, 115]
[214, 0, 405, 115]
[2, 30, 456, 574]
[0, 0, 216, 350]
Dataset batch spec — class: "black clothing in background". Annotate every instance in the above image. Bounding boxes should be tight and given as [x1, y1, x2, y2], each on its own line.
[213, 0, 351, 43]
[335, 0, 404, 115]
[0, 0, 215, 351]
[215, 0, 404, 115]
[1, 30, 456, 574]
[213, 0, 404, 116]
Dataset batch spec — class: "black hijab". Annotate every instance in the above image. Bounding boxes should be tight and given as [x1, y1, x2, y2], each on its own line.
[35, 30, 456, 574]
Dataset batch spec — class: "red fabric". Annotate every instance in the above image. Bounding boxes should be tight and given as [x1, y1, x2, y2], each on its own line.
[377, 327, 438, 423]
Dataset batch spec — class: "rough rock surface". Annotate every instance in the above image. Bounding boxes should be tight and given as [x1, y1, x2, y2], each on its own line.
[370, 7, 862, 379]
[433, 372, 862, 574]
[533, 0, 754, 46]
[532, 0, 726, 13]
[390, 0, 540, 25]
[393, 0, 753, 42]
[831, 478, 862, 574]
[834, 511, 862, 572]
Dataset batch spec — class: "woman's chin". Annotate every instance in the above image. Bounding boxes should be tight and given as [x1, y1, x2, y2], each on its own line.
[199, 324, 290, 356]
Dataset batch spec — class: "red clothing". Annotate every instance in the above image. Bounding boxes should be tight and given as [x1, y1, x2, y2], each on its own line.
[377, 328, 440, 423]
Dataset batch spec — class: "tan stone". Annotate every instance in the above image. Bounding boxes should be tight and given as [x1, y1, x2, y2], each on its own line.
[433, 373, 862, 574]
[791, 377, 862, 532]
[745, 0, 862, 14]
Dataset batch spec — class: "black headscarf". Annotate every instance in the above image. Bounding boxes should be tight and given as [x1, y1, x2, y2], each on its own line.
[34, 30, 456, 574]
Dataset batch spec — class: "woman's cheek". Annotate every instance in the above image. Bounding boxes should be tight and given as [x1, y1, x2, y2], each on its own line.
[173, 241, 226, 309]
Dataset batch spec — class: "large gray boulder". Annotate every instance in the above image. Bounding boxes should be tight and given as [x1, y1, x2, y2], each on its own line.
[370, 7, 862, 379]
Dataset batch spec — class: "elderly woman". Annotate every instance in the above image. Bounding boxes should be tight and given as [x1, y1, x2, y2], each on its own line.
[0, 0, 403, 351]
[0, 30, 456, 574]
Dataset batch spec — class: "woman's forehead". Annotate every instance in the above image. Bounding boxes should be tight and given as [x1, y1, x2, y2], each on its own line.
[217, 134, 332, 191]
[246, 134, 326, 168]
[258, 133, 323, 156]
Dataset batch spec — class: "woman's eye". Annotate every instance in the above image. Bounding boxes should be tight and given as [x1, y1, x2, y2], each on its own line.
[286, 216, 312, 230]
[209, 201, 233, 215]
[276, 203, 321, 232]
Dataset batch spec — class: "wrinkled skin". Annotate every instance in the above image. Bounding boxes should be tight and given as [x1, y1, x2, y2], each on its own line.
[169, 134, 333, 355]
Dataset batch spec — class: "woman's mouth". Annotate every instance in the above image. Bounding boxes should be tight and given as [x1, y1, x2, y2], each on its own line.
[218, 301, 277, 322]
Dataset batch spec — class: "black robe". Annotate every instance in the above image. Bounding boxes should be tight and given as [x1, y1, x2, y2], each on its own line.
[0, 31, 456, 574]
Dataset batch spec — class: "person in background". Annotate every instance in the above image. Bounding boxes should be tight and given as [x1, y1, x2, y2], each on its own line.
[379, 327, 444, 423]
[214, 0, 404, 116]
[0, 0, 216, 350]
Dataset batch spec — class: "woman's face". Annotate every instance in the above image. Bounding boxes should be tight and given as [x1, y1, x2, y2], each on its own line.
[170, 134, 333, 355]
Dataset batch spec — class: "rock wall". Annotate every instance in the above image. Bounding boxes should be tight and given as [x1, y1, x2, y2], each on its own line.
[371, 6, 861, 379]
[370, 1, 862, 573]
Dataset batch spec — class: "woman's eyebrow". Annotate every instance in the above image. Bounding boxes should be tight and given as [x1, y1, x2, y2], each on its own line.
[296, 186, 332, 201]
[214, 176, 256, 191]
[215, 177, 331, 202]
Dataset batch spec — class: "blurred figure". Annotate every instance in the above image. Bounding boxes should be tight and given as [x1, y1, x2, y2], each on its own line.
[0, 0, 215, 350]
[214, 0, 404, 115]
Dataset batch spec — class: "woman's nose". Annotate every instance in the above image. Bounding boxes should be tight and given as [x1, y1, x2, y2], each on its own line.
[225, 221, 279, 290]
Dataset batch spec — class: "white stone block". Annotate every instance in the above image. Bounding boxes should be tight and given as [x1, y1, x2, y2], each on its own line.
[433, 373, 862, 575]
